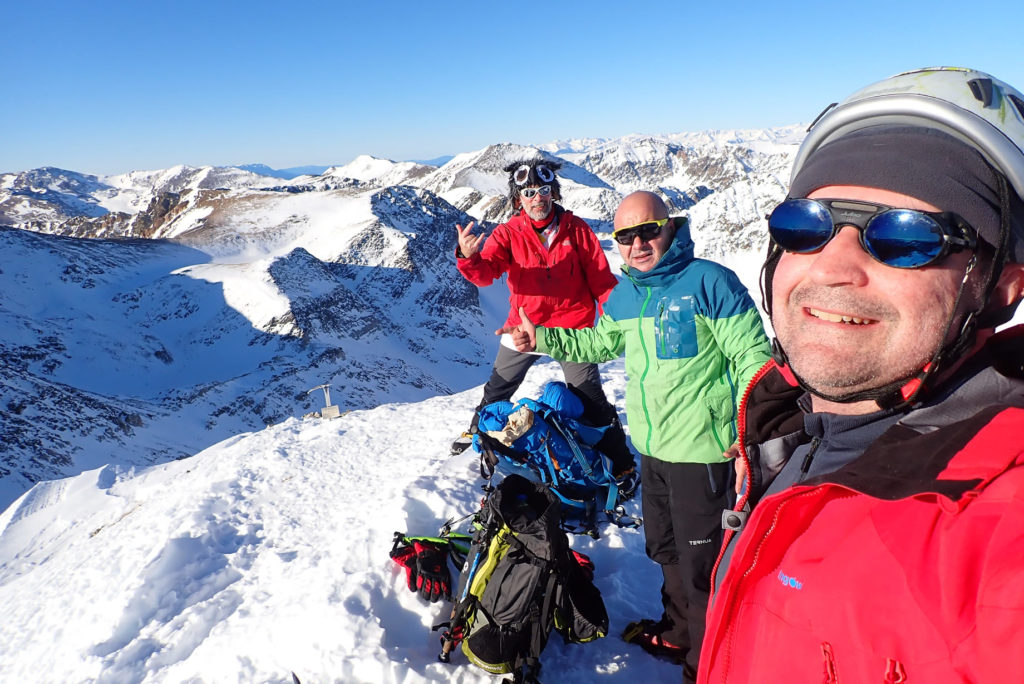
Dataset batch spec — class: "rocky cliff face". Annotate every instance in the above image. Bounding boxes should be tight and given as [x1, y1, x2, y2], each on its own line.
[0, 184, 484, 506]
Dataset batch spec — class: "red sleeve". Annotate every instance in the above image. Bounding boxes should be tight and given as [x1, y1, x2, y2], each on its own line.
[573, 216, 619, 313]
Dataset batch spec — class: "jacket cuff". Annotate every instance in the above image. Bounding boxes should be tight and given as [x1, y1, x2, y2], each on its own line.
[535, 327, 550, 353]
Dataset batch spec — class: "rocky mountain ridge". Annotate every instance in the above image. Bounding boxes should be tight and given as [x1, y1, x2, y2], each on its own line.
[0, 184, 487, 507]
[1, 128, 801, 251]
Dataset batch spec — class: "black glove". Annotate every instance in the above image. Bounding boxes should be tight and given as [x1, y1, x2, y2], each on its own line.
[412, 540, 452, 603]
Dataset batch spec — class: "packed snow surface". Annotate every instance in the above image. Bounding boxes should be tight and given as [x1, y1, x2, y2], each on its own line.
[0, 357, 690, 682]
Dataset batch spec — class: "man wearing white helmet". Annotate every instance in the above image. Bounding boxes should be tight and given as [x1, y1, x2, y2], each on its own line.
[699, 67, 1024, 682]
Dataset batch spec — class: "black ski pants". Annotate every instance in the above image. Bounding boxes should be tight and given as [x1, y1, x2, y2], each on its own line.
[640, 455, 733, 681]
[473, 344, 635, 474]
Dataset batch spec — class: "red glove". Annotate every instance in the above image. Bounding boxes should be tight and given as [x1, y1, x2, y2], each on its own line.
[572, 550, 595, 581]
[389, 543, 419, 593]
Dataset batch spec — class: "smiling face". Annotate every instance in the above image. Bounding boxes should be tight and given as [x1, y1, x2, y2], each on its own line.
[771, 185, 974, 413]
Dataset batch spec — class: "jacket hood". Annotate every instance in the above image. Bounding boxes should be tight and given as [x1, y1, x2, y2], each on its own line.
[620, 217, 694, 285]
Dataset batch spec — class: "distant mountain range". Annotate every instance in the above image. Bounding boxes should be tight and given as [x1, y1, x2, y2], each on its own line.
[233, 157, 456, 180]
[0, 127, 804, 506]
[233, 163, 335, 179]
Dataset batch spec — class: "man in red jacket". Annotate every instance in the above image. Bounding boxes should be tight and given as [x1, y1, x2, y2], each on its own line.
[700, 67, 1024, 683]
[451, 158, 636, 481]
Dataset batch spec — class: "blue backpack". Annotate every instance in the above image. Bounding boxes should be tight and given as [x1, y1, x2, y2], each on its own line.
[472, 382, 638, 535]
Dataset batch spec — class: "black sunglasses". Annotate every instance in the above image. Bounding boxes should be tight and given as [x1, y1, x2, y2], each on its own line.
[613, 218, 670, 245]
[767, 198, 977, 268]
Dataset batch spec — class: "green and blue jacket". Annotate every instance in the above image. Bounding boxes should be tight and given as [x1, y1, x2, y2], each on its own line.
[536, 222, 770, 463]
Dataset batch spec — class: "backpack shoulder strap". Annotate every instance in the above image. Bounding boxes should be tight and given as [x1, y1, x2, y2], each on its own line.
[475, 431, 527, 479]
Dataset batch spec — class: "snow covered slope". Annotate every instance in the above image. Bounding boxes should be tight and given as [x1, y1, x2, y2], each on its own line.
[0, 361, 684, 683]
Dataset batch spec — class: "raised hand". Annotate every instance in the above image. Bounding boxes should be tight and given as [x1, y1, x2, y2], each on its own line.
[456, 221, 486, 258]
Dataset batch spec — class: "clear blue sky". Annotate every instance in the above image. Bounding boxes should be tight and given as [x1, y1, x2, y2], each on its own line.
[3, 0, 1023, 176]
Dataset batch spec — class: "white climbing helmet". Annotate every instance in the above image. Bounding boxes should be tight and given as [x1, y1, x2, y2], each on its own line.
[792, 67, 1024, 201]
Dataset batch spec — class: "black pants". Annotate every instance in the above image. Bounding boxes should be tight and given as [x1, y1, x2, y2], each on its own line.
[474, 344, 634, 474]
[640, 456, 733, 679]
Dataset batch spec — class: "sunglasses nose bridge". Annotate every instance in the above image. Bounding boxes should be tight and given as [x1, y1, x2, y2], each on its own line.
[798, 226, 876, 288]
[815, 225, 881, 273]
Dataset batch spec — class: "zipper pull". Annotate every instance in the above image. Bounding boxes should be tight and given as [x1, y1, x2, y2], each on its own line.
[799, 437, 822, 481]
[821, 642, 838, 683]
[657, 300, 666, 355]
[883, 658, 907, 683]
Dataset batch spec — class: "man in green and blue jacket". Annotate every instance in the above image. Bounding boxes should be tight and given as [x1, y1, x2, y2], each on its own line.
[503, 191, 770, 681]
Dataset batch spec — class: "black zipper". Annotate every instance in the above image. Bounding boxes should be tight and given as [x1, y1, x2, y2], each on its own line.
[798, 437, 821, 482]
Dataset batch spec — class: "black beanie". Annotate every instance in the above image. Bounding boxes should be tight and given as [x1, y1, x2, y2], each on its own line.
[789, 125, 1024, 262]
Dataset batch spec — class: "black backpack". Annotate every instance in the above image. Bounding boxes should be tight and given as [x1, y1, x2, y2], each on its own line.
[437, 474, 608, 683]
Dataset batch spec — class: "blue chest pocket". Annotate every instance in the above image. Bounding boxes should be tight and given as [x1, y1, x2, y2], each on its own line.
[655, 295, 698, 359]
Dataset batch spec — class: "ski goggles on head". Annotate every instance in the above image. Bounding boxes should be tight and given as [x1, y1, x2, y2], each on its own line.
[767, 198, 977, 268]
[513, 163, 556, 186]
[613, 217, 670, 245]
[520, 184, 552, 199]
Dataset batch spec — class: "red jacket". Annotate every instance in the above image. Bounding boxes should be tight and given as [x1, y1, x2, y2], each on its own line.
[700, 327, 1024, 683]
[456, 207, 617, 329]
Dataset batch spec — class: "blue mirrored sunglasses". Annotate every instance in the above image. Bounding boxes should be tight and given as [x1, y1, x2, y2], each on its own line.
[520, 184, 551, 199]
[767, 198, 977, 268]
